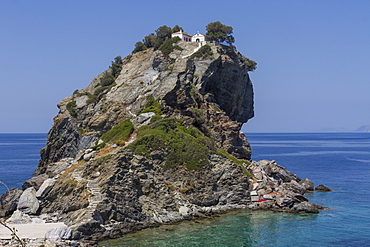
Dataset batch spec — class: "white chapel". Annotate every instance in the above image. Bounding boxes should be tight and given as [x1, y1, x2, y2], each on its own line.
[171, 30, 206, 43]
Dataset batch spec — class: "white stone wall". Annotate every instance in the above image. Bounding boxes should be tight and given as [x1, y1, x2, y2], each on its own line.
[191, 33, 206, 42]
[171, 31, 192, 42]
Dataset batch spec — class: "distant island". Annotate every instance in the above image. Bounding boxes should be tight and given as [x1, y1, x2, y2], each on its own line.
[354, 125, 370, 132]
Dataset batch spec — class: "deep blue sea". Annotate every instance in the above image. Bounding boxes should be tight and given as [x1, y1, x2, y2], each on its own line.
[0, 133, 47, 195]
[1, 133, 370, 246]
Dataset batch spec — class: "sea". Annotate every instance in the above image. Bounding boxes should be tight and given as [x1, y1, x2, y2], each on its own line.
[1, 133, 370, 246]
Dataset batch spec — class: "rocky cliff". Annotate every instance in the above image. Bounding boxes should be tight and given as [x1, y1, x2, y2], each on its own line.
[0, 40, 321, 242]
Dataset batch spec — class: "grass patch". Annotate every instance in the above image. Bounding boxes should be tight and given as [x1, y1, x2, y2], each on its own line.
[128, 117, 215, 170]
[216, 149, 252, 176]
[91, 142, 106, 150]
[100, 119, 134, 143]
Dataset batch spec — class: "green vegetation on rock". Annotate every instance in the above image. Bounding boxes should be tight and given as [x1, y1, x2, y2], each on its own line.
[66, 100, 77, 117]
[216, 149, 252, 176]
[129, 117, 215, 170]
[241, 55, 257, 72]
[86, 56, 122, 105]
[159, 36, 183, 58]
[132, 25, 183, 54]
[139, 95, 163, 115]
[100, 119, 134, 143]
[132, 41, 147, 53]
[205, 21, 234, 45]
[189, 45, 213, 59]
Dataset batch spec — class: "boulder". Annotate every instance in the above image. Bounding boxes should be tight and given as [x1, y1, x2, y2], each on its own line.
[5, 210, 32, 224]
[275, 169, 294, 182]
[45, 226, 72, 241]
[279, 180, 306, 195]
[179, 206, 190, 216]
[36, 178, 56, 199]
[0, 187, 22, 217]
[83, 150, 96, 161]
[299, 178, 314, 192]
[292, 202, 319, 213]
[17, 187, 39, 214]
[315, 184, 332, 192]
[133, 112, 156, 125]
[22, 174, 48, 191]
[276, 197, 293, 208]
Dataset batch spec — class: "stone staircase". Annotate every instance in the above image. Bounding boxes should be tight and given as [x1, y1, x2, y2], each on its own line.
[71, 171, 106, 225]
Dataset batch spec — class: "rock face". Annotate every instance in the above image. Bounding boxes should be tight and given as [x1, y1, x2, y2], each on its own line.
[34, 42, 253, 176]
[0, 188, 22, 217]
[22, 174, 48, 191]
[299, 178, 315, 192]
[0, 41, 322, 241]
[17, 187, 39, 215]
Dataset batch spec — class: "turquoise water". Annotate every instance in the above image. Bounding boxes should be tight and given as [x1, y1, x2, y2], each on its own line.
[99, 133, 370, 246]
[1, 133, 370, 246]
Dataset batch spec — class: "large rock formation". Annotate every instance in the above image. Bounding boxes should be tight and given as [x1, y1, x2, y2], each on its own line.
[0, 40, 321, 242]
[34, 42, 253, 177]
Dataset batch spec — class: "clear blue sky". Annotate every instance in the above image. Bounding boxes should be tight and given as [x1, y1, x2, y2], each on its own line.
[1, 0, 369, 133]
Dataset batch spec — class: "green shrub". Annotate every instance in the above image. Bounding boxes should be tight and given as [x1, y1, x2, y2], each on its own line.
[100, 71, 115, 87]
[86, 93, 98, 105]
[91, 142, 106, 150]
[150, 114, 162, 123]
[140, 106, 163, 115]
[129, 117, 215, 170]
[191, 108, 206, 125]
[189, 45, 213, 59]
[97, 55, 122, 89]
[139, 95, 163, 115]
[241, 55, 257, 71]
[132, 41, 147, 53]
[100, 119, 134, 143]
[190, 83, 202, 103]
[94, 86, 109, 96]
[159, 36, 182, 58]
[66, 100, 77, 117]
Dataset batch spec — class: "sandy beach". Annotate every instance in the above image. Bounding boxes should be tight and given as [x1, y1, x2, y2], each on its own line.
[0, 222, 66, 239]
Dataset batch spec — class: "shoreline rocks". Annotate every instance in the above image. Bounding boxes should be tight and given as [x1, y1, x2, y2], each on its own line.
[315, 184, 333, 191]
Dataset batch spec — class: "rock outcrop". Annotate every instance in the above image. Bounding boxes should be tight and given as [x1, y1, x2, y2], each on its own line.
[17, 187, 39, 215]
[315, 184, 333, 191]
[0, 40, 323, 242]
[0, 188, 22, 217]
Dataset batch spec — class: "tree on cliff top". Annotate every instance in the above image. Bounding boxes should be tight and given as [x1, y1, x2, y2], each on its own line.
[155, 25, 172, 40]
[132, 25, 183, 53]
[205, 21, 234, 45]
